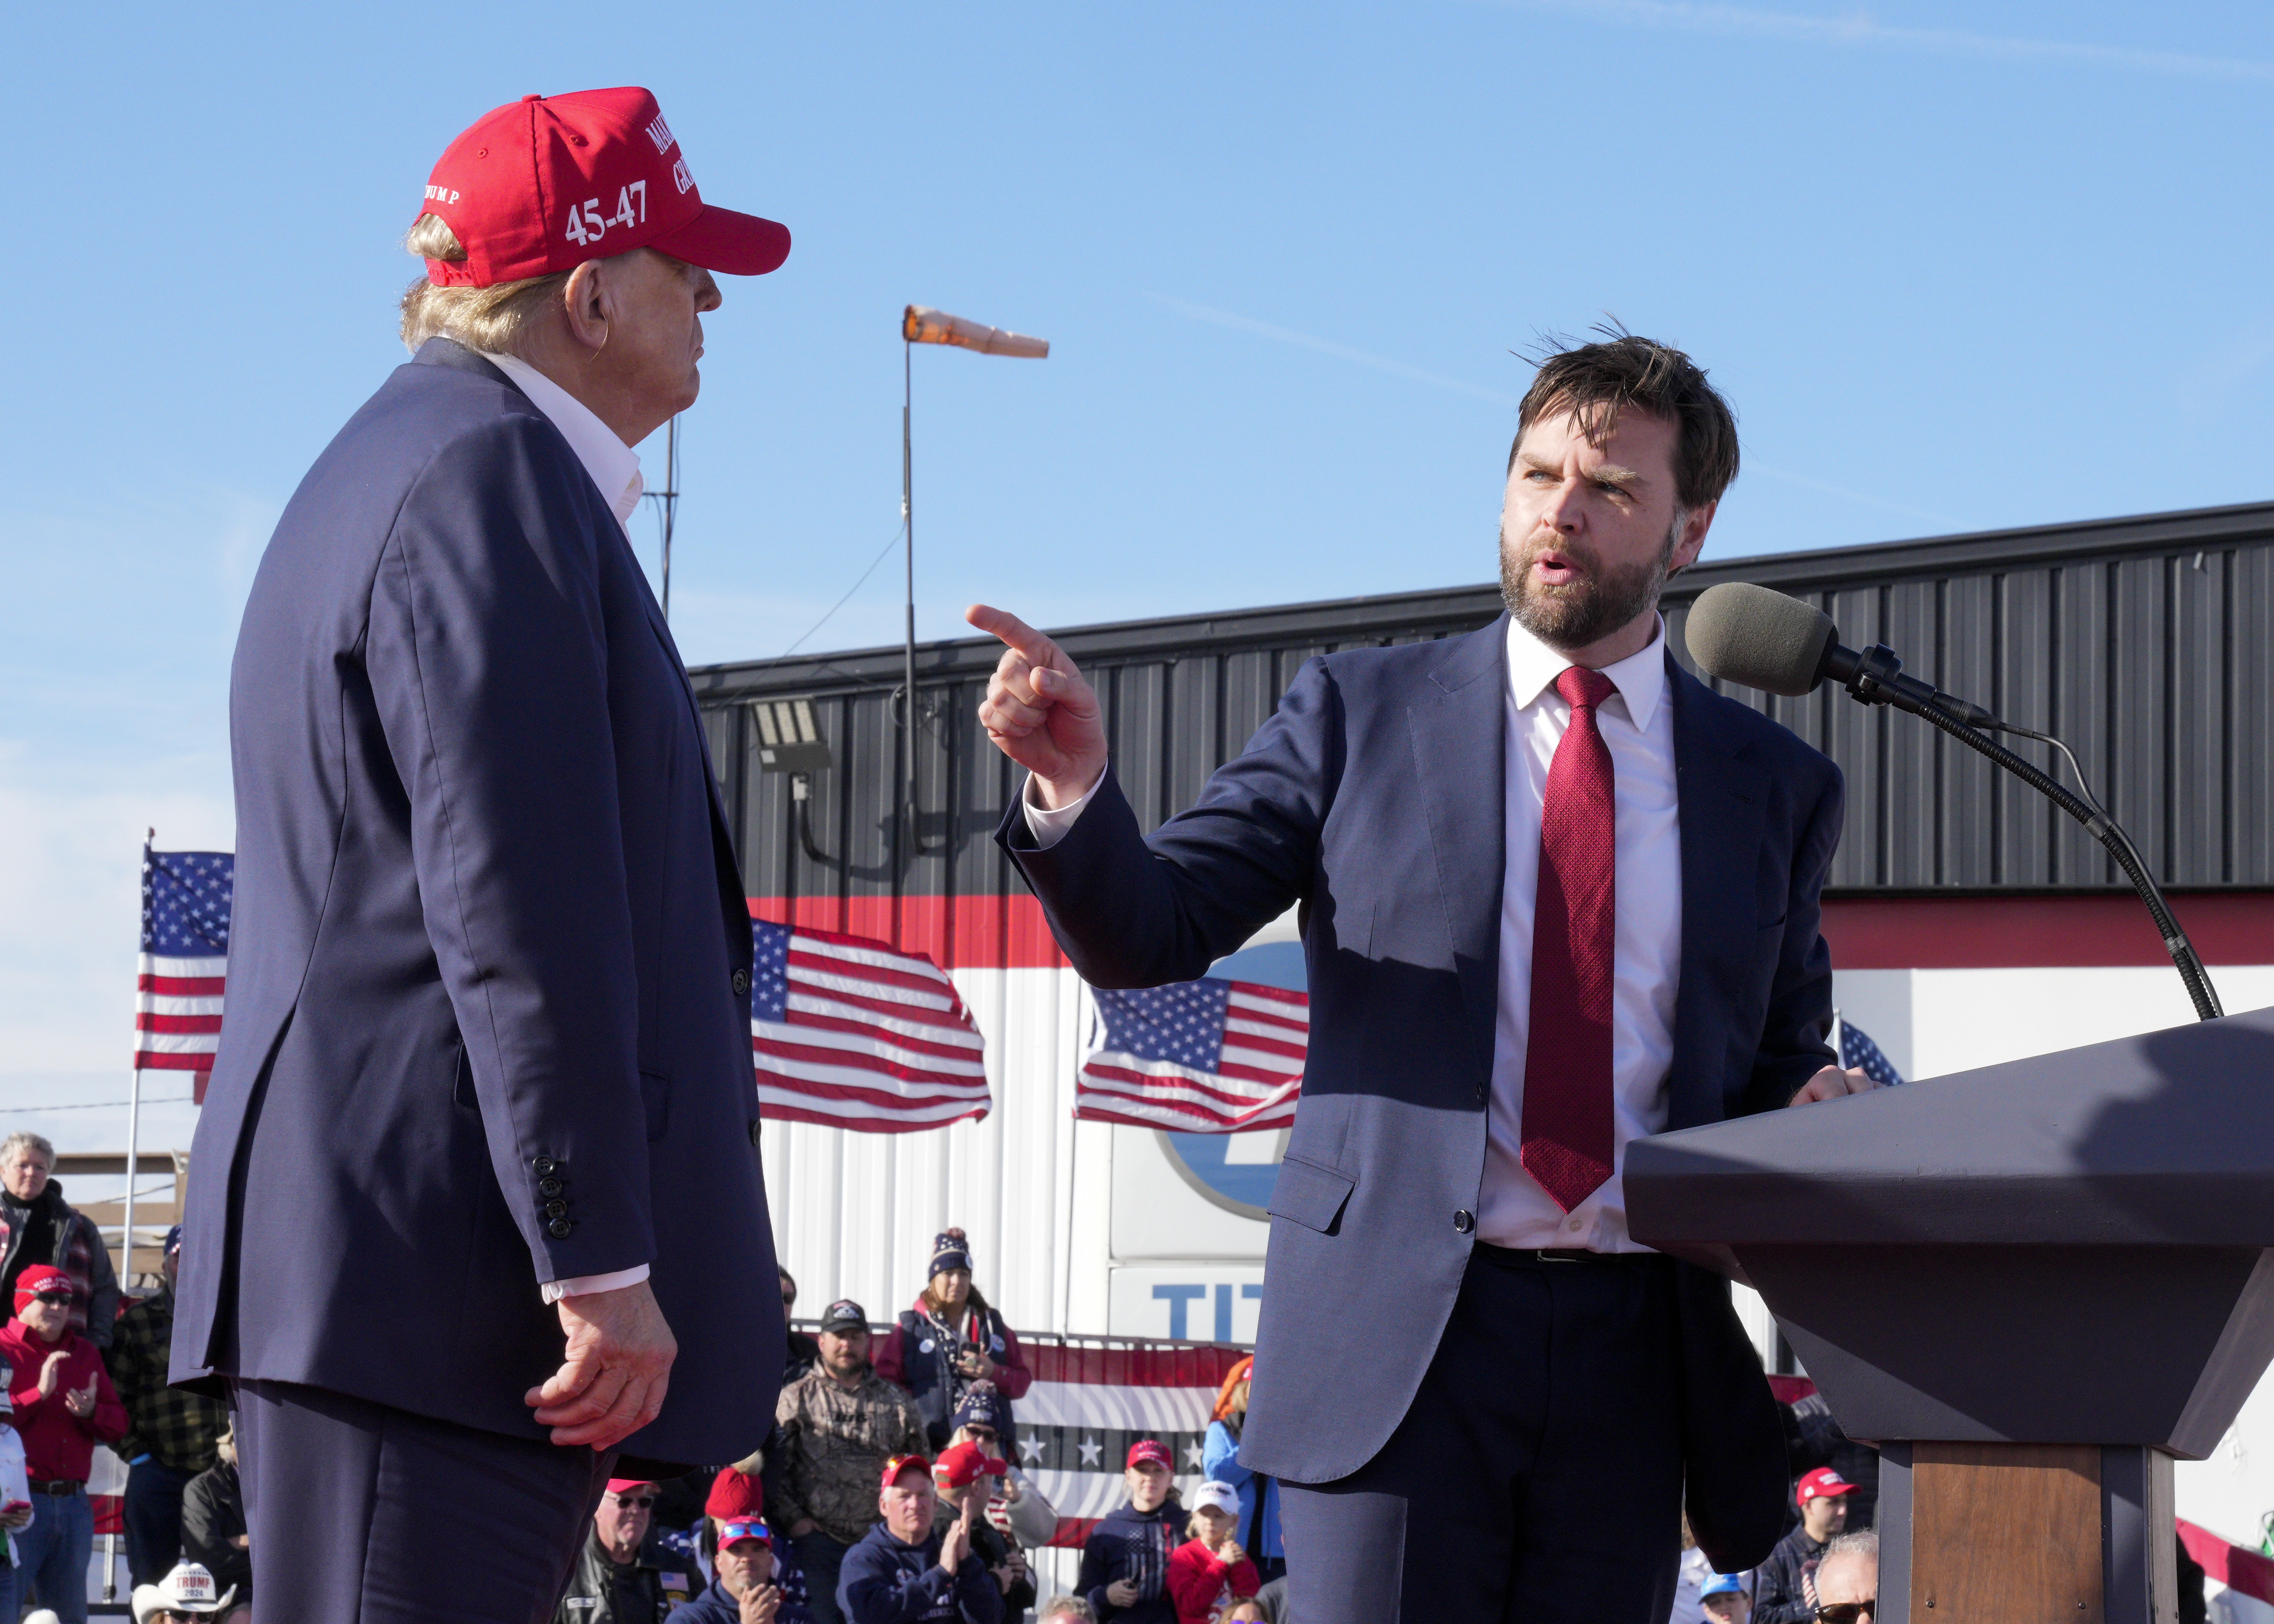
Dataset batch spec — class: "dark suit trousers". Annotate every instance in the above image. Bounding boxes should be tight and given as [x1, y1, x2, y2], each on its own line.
[234, 1379, 615, 1624]
[1279, 1245, 1684, 1623]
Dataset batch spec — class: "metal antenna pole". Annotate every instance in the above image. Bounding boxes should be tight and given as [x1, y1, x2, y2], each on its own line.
[903, 341, 917, 869]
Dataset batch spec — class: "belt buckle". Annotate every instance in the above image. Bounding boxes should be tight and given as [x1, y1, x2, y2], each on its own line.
[1536, 1248, 1579, 1264]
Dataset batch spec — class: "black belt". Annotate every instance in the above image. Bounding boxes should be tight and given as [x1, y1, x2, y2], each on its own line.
[28, 1480, 84, 1496]
[1474, 1242, 1667, 1267]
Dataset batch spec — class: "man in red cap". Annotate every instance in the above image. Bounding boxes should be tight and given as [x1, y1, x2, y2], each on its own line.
[3, 1264, 128, 1624]
[552, 1477, 705, 1624]
[1753, 1467, 1857, 1623]
[931, 1441, 1030, 1615]
[1075, 1441, 1183, 1623]
[836, 1456, 1001, 1624]
[171, 86, 793, 1624]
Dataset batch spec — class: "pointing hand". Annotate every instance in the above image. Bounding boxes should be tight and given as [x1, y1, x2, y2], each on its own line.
[966, 604, 1108, 808]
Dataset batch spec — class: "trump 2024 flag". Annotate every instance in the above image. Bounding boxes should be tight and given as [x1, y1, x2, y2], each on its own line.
[748, 921, 990, 1132]
[1077, 978, 1307, 1133]
[135, 845, 234, 1102]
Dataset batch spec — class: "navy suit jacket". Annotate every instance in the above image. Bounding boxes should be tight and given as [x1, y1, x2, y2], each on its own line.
[173, 339, 784, 1470]
[998, 616, 1842, 1568]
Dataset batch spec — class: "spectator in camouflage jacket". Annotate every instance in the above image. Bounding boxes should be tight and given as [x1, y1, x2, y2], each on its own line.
[772, 1300, 927, 1624]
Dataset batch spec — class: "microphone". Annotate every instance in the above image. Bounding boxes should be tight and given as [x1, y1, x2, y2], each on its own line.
[1683, 580, 1989, 726]
[1679, 580, 2224, 1024]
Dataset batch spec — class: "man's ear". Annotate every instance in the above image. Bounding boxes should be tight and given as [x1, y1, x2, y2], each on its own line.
[1667, 499, 1717, 575]
[561, 260, 610, 356]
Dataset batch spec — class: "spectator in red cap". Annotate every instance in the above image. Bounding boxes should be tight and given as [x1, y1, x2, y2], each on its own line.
[552, 1478, 706, 1624]
[3, 1264, 128, 1624]
[678, 1516, 806, 1624]
[1753, 1467, 1856, 1623]
[1075, 1441, 1183, 1624]
[1166, 1481, 1258, 1624]
[0, 1134, 118, 1351]
[835, 1455, 1002, 1624]
[701, 1468, 814, 1622]
[171, 82, 794, 1624]
[931, 1441, 1032, 1619]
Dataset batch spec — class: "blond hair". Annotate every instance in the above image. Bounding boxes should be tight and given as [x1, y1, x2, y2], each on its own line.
[0, 1132, 54, 1167]
[397, 213, 571, 357]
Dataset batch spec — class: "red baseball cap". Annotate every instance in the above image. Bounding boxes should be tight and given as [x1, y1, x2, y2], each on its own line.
[13, 1265, 73, 1311]
[881, 1454, 931, 1490]
[1796, 1467, 1857, 1507]
[1127, 1440, 1173, 1471]
[605, 1478, 658, 1497]
[416, 88, 790, 288]
[935, 1440, 1010, 1489]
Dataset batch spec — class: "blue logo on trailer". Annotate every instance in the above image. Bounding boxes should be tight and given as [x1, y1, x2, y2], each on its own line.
[1157, 940, 1306, 1219]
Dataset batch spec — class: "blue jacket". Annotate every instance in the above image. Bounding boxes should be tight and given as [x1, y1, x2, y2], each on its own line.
[173, 339, 784, 1468]
[1200, 1421, 1281, 1561]
[1075, 1501, 1181, 1624]
[1000, 622, 1839, 1571]
[836, 1522, 1002, 1624]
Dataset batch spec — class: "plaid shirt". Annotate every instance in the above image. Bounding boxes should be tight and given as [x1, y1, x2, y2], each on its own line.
[104, 1288, 226, 1473]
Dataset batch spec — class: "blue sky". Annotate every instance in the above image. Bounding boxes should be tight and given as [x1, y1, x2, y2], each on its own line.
[6, 0, 2274, 1159]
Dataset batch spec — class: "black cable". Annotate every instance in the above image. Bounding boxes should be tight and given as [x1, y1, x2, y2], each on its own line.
[1904, 704, 2222, 1022]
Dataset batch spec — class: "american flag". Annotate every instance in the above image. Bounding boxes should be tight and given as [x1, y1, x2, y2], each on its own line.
[749, 920, 990, 1132]
[135, 845, 234, 1102]
[1832, 1009, 1904, 1087]
[1077, 978, 1307, 1133]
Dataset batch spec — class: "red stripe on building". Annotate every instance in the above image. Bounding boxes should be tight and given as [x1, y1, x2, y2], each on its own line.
[750, 895, 1068, 970]
[1820, 893, 2274, 969]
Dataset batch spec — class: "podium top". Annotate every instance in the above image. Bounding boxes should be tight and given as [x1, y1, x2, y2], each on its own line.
[1626, 1004, 2274, 1249]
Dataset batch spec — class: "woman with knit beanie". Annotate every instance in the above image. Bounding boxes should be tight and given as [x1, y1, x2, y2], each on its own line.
[874, 1228, 1033, 1451]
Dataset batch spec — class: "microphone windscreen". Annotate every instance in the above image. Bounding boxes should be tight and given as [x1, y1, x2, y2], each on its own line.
[1684, 582, 1838, 697]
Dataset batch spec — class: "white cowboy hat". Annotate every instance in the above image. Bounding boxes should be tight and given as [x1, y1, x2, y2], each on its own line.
[131, 1561, 237, 1620]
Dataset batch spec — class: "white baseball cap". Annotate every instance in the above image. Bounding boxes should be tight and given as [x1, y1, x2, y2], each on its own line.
[1190, 1480, 1241, 1518]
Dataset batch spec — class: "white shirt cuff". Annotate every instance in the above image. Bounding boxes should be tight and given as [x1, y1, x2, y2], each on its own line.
[1021, 765, 1107, 850]
[542, 1264, 651, 1305]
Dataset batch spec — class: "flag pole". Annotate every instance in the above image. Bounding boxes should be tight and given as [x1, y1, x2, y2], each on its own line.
[125, 832, 152, 1292]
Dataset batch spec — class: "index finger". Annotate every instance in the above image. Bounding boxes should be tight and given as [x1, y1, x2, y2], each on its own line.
[966, 603, 1061, 670]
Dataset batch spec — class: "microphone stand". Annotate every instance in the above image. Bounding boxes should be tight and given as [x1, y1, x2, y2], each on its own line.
[1827, 644, 2224, 1023]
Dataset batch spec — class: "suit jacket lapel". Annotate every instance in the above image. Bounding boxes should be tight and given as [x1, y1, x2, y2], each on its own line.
[1668, 655, 1769, 1130]
[1408, 616, 1511, 1096]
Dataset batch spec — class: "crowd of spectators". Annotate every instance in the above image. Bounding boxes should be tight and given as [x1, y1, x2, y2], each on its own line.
[0, 1131, 2227, 1624]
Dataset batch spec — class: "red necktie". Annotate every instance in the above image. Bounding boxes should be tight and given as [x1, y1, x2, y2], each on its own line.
[1521, 666, 1619, 1213]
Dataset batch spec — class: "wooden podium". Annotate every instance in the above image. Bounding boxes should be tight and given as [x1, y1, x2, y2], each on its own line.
[1626, 1005, 2274, 1624]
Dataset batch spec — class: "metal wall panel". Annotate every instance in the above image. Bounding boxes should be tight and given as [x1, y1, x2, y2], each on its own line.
[691, 501, 2274, 900]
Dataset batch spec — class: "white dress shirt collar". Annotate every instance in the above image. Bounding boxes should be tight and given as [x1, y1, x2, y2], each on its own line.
[1504, 610, 1669, 731]
[478, 350, 645, 530]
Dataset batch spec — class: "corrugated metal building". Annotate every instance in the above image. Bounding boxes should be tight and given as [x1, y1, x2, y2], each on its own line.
[691, 498, 2274, 1354]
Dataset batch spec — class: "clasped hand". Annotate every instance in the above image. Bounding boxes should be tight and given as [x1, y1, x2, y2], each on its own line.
[524, 1278, 677, 1450]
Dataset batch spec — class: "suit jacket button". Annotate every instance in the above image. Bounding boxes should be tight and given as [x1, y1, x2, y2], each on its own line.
[731, 969, 751, 996]
[544, 1200, 568, 1219]
[1453, 1209, 1475, 1234]
[532, 1156, 556, 1176]
[538, 1177, 564, 1198]
[749, 1120, 763, 1147]
[547, 1218, 574, 1238]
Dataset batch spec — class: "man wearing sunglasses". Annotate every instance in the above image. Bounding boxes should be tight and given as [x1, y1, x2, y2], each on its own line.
[1811, 1532, 1874, 1624]
[553, 1478, 706, 1623]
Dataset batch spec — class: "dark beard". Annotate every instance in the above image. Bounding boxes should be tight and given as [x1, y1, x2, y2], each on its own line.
[1499, 517, 1678, 649]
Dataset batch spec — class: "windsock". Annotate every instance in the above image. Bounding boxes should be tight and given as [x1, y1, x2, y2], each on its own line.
[902, 305, 1049, 358]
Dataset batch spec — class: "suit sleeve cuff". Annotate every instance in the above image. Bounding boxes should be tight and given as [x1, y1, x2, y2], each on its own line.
[541, 1264, 651, 1304]
[1021, 763, 1108, 849]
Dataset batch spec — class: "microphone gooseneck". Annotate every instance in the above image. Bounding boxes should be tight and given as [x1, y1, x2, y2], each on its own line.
[1683, 582, 2223, 1023]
